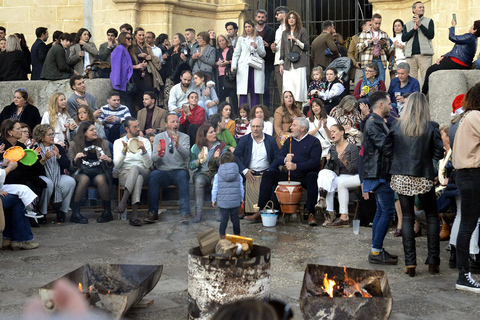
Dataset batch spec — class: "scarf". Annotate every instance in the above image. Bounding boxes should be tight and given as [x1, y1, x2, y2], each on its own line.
[39, 143, 62, 203]
[361, 76, 380, 96]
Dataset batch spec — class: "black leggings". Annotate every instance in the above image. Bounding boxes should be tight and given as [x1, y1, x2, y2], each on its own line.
[74, 173, 110, 202]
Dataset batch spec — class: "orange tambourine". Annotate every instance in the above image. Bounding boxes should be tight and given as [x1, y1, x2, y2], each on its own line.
[3, 146, 25, 162]
[158, 139, 166, 158]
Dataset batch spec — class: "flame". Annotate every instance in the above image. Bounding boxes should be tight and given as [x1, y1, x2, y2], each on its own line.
[89, 286, 92, 293]
[343, 266, 371, 298]
[323, 273, 336, 298]
[78, 283, 83, 292]
[108, 290, 111, 294]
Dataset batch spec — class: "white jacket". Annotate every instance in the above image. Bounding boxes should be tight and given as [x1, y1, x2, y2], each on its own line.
[232, 36, 266, 95]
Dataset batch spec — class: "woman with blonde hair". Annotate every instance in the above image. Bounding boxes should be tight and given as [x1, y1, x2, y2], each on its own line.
[384, 92, 443, 277]
[41, 92, 71, 147]
[330, 95, 362, 129]
[0, 35, 29, 81]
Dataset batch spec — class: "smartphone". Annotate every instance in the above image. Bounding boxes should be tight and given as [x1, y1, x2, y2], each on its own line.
[453, 14, 457, 25]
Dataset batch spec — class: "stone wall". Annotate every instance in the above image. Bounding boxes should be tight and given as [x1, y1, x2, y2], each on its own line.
[429, 70, 480, 126]
[0, 79, 113, 117]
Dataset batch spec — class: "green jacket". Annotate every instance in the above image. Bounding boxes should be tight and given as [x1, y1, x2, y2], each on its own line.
[189, 142, 227, 177]
[41, 44, 72, 80]
[216, 129, 237, 149]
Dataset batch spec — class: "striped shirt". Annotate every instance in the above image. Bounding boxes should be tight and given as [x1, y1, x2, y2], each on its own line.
[98, 104, 132, 129]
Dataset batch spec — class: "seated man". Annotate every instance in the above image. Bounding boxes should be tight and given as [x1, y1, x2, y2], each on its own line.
[168, 70, 198, 117]
[147, 113, 191, 223]
[137, 91, 167, 135]
[113, 117, 152, 227]
[67, 75, 101, 118]
[387, 62, 420, 115]
[98, 91, 131, 143]
[255, 117, 321, 225]
[233, 118, 279, 214]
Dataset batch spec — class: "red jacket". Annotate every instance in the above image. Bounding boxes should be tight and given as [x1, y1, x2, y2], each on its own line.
[353, 79, 386, 100]
[180, 105, 206, 127]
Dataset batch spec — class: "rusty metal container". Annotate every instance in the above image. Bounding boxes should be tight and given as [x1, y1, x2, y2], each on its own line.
[188, 245, 271, 320]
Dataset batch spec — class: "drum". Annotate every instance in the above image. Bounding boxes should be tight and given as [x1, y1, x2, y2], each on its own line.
[3, 146, 25, 162]
[275, 181, 303, 214]
[128, 137, 140, 153]
[157, 139, 166, 157]
[19, 149, 38, 166]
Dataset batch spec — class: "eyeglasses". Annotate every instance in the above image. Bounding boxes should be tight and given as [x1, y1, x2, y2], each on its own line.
[168, 142, 174, 154]
[365, 69, 375, 73]
[46, 133, 55, 137]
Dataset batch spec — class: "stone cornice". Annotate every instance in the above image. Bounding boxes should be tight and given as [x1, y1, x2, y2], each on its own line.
[368, 0, 431, 10]
[112, 0, 249, 13]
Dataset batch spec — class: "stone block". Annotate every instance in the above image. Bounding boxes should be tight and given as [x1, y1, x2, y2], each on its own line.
[0, 79, 113, 116]
[68, 0, 83, 5]
[61, 20, 84, 33]
[56, 6, 83, 21]
[30, 6, 56, 22]
[3, 0, 34, 6]
[36, 0, 69, 5]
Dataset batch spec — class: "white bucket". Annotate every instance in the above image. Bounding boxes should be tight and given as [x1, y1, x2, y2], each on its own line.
[261, 213, 278, 227]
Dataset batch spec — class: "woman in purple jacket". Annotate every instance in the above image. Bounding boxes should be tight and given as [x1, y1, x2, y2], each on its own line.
[110, 32, 147, 116]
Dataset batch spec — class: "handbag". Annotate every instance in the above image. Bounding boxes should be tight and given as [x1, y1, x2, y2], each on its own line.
[288, 52, 300, 63]
[126, 77, 137, 94]
[247, 55, 264, 70]
[80, 162, 103, 178]
[224, 68, 236, 89]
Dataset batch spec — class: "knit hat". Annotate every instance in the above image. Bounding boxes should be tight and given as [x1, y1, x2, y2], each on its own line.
[451, 94, 465, 116]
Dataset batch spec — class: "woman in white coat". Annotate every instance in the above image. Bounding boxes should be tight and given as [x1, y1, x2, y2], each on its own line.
[232, 19, 266, 107]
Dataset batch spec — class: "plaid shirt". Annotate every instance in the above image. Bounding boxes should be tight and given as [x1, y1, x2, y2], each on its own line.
[356, 29, 392, 69]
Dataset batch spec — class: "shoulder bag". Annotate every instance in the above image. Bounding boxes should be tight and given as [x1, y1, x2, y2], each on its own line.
[287, 38, 300, 63]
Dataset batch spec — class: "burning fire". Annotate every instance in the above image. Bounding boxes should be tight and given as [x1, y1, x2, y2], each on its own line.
[323, 274, 336, 298]
[78, 283, 83, 292]
[322, 267, 372, 298]
[108, 290, 111, 294]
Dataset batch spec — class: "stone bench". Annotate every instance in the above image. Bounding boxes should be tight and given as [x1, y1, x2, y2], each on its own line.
[429, 70, 480, 126]
[0, 79, 113, 116]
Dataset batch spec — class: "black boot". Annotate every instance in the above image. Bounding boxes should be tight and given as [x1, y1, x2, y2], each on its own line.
[70, 202, 88, 224]
[97, 201, 113, 223]
[53, 203, 66, 223]
[449, 245, 457, 268]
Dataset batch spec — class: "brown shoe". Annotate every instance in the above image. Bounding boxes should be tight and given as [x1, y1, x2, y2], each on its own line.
[326, 217, 350, 228]
[144, 211, 159, 224]
[322, 211, 336, 226]
[245, 212, 262, 223]
[440, 223, 450, 241]
[308, 213, 318, 226]
[315, 197, 326, 211]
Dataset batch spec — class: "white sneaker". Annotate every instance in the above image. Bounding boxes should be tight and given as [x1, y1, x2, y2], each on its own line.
[25, 210, 45, 219]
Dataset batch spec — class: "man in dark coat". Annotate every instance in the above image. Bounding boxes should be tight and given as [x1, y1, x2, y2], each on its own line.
[255, 9, 276, 110]
[31, 27, 49, 80]
[311, 20, 339, 69]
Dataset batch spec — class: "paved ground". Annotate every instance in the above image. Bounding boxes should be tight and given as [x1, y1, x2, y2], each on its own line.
[1, 201, 480, 320]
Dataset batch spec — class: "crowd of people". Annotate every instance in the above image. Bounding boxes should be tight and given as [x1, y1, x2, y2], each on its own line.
[1, 2, 480, 294]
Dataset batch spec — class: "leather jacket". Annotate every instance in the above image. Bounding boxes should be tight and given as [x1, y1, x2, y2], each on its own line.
[361, 113, 391, 180]
[383, 121, 443, 180]
[443, 27, 478, 66]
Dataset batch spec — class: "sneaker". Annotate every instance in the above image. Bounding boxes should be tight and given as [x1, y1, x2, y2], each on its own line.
[456, 272, 480, 293]
[25, 210, 44, 219]
[1, 239, 12, 250]
[11, 241, 39, 251]
[326, 218, 350, 228]
[368, 251, 398, 265]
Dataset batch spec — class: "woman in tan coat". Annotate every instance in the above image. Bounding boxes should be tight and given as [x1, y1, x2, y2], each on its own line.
[273, 90, 302, 148]
[68, 28, 99, 76]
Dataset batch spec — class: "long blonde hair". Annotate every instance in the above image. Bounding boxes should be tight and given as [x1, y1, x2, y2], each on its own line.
[48, 92, 68, 129]
[398, 92, 430, 137]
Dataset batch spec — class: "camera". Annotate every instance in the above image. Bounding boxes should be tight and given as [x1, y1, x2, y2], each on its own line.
[180, 42, 191, 57]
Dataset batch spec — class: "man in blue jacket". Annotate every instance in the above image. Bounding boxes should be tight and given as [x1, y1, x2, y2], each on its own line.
[256, 117, 322, 226]
[31, 27, 49, 80]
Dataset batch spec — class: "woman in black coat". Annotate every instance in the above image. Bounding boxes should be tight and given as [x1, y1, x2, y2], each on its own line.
[0, 89, 41, 132]
[0, 35, 29, 81]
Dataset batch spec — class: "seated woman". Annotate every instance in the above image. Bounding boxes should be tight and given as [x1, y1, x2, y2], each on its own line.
[189, 124, 227, 223]
[68, 122, 113, 224]
[353, 63, 386, 101]
[308, 98, 336, 161]
[209, 113, 237, 152]
[32, 124, 76, 222]
[193, 71, 219, 119]
[422, 20, 480, 94]
[316, 124, 360, 227]
[18, 123, 33, 148]
[1, 161, 38, 250]
[246, 104, 273, 136]
[0, 88, 41, 133]
[273, 91, 302, 148]
[69, 106, 106, 141]
[330, 95, 362, 129]
[318, 67, 348, 114]
[217, 101, 235, 137]
[41, 92, 71, 147]
[179, 92, 206, 147]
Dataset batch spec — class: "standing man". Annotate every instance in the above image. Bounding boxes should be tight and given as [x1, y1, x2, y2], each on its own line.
[225, 22, 239, 48]
[255, 9, 275, 111]
[31, 27, 49, 80]
[185, 28, 198, 57]
[361, 90, 398, 265]
[146, 31, 162, 61]
[147, 113, 191, 223]
[98, 91, 132, 143]
[348, 20, 372, 85]
[272, 6, 289, 101]
[119, 23, 133, 34]
[402, 1, 434, 87]
[137, 91, 167, 135]
[46, 30, 63, 52]
[99, 28, 118, 63]
[66, 75, 100, 118]
[311, 21, 339, 70]
[357, 14, 391, 82]
[168, 70, 198, 116]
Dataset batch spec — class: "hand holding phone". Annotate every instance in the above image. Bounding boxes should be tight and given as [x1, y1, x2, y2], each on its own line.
[453, 14, 457, 25]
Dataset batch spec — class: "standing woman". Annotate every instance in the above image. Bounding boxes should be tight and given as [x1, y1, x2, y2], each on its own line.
[0, 35, 30, 81]
[232, 19, 266, 108]
[452, 83, 480, 292]
[110, 32, 147, 116]
[279, 11, 309, 106]
[68, 28, 99, 76]
[383, 92, 443, 277]
[389, 19, 406, 80]
[41, 92, 70, 147]
[163, 33, 188, 103]
[215, 35, 237, 113]
[273, 90, 302, 148]
[308, 98, 336, 160]
[0, 88, 41, 132]
[13, 33, 31, 74]
[190, 31, 216, 78]
[68, 122, 113, 224]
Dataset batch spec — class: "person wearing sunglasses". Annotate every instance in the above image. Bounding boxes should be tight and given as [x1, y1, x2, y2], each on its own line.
[112, 117, 152, 227]
[147, 113, 191, 223]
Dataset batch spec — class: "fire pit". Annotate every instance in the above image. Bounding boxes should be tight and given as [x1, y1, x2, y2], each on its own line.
[39, 264, 162, 319]
[300, 264, 392, 320]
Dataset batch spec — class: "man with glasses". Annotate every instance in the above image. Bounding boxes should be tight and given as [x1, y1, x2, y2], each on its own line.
[113, 117, 153, 227]
[147, 113, 191, 223]
[272, 6, 289, 100]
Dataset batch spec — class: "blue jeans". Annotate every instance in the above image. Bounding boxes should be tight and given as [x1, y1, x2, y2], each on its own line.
[219, 206, 240, 236]
[371, 182, 396, 252]
[372, 59, 386, 83]
[475, 57, 480, 70]
[148, 169, 190, 216]
[263, 68, 273, 110]
[2, 194, 33, 242]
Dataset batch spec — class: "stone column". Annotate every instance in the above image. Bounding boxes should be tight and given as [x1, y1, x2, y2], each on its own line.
[84, 0, 94, 40]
